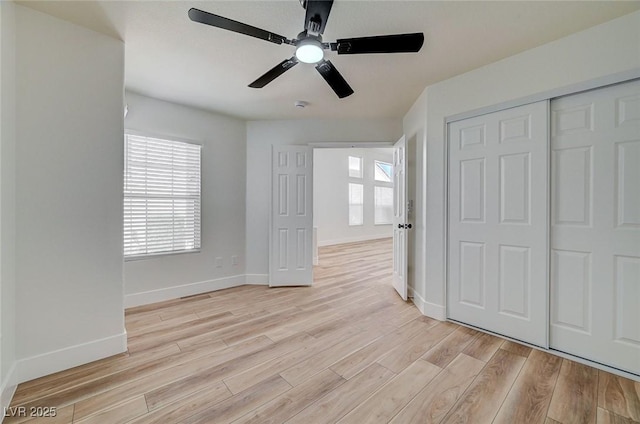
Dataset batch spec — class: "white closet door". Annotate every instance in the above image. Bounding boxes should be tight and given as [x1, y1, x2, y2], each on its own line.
[550, 79, 640, 375]
[448, 101, 549, 348]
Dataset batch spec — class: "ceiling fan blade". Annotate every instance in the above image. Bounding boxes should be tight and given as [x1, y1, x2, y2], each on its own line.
[249, 57, 299, 88]
[315, 60, 354, 98]
[333, 33, 424, 54]
[304, 0, 334, 35]
[188, 8, 290, 45]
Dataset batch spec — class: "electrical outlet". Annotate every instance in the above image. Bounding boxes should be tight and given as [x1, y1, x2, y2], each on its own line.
[232, 255, 239, 266]
[214, 257, 223, 268]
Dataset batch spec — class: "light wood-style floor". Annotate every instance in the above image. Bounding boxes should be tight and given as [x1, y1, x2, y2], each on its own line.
[8, 238, 640, 424]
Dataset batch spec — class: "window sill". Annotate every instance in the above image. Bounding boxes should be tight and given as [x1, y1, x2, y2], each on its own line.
[124, 249, 201, 262]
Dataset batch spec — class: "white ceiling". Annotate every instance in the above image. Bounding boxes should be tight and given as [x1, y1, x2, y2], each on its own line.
[19, 1, 640, 120]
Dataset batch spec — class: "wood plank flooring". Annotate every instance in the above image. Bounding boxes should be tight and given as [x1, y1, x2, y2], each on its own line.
[7, 238, 640, 423]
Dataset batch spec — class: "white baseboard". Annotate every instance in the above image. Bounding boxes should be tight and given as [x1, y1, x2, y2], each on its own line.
[423, 301, 446, 321]
[318, 234, 392, 247]
[409, 288, 446, 321]
[245, 274, 269, 285]
[1, 362, 17, 421]
[124, 274, 251, 308]
[408, 287, 425, 314]
[14, 331, 127, 385]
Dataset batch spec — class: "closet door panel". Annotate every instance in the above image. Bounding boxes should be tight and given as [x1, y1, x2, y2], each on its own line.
[448, 101, 549, 348]
[550, 79, 640, 376]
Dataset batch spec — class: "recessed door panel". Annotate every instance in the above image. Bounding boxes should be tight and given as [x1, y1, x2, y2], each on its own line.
[296, 229, 307, 270]
[616, 141, 640, 228]
[552, 103, 593, 135]
[460, 158, 485, 223]
[552, 147, 592, 227]
[500, 153, 530, 225]
[551, 249, 591, 332]
[296, 152, 306, 167]
[499, 245, 530, 319]
[296, 175, 306, 216]
[278, 152, 288, 167]
[460, 124, 486, 150]
[616, 94, 640, 126]
[278, 175, 289, 216]
[499, 114, 531, 143]
[459, 241, 485, 308]
[278, 229, 288, 271]
[615, 256, 640, 346]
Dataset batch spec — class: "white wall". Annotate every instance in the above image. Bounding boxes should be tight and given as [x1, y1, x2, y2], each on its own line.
[404, 10, 640, 320]
[0, 0, 17, 408]
[246, 119, 402, 281]
[313, 148, 393, 246]
[13, 5, 126, 383]
[123, 92, 247, 307]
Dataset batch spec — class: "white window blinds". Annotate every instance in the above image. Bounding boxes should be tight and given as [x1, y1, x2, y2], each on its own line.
[348, 183, 364, 226]
[124, 134, 201, 258]
[374, 186, 393, 225]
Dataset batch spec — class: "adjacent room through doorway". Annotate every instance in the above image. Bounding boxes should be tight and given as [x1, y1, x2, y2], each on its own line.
[312, 147, 396, 289]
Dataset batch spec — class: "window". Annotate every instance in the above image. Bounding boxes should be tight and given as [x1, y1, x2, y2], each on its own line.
[374, 160, 392, 182]
[373, 160, 393, 224]
[348, 156, 363, 178]
[348, 156, 364, 226]
[124, 134, 201, 258]
[348, 183, 364, 226]
[374, 186, 393, 225]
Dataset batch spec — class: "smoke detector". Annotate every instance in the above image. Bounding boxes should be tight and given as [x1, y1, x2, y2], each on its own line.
[295, 100, 308, 109]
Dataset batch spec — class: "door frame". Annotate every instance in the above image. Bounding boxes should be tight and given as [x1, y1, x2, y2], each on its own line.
[270, 141, 396, 286]
[308, 142, 396, 268]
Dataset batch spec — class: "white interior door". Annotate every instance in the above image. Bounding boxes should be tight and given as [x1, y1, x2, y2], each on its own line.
[270, 145, 313, 287]
[448, 101, 549, 348]
[550, 79, 640, 375]
[392, 136, 409, 301]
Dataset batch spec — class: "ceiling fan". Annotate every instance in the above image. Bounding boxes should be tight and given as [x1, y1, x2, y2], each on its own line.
[188, 0, 424, 98]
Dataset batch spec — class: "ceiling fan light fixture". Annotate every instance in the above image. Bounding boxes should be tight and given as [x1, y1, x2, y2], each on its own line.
[295, 38, 324, 64]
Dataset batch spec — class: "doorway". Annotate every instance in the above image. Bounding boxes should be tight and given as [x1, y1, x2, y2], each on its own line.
[269, 140, 416, 303]
[311, 143, 411, 301]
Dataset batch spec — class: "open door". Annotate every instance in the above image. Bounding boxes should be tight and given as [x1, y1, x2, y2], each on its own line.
[392, 136, 409, 300]
[269, 145, 313, 287]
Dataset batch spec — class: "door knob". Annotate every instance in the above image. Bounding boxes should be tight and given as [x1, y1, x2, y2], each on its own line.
[406, 223, 412, 229]
[397, 223, 412, 229]
[398, 224, 404, 229]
